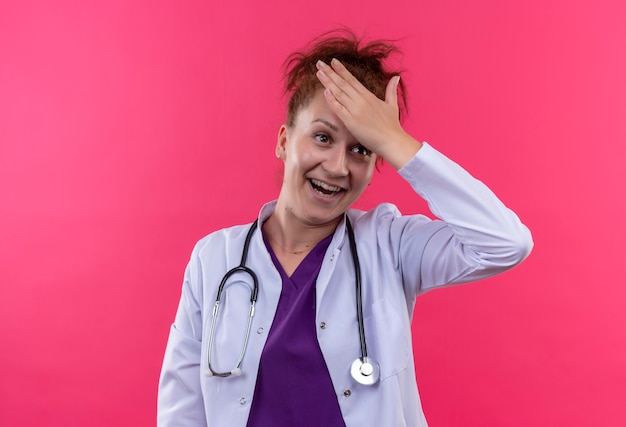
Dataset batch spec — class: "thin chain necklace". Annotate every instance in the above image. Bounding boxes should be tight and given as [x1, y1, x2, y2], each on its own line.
[267, 238, 314, 256]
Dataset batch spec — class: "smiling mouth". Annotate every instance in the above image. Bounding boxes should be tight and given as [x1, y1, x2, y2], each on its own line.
[309, 179, 344, 197]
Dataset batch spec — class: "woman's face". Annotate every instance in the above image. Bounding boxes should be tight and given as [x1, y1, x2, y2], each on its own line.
[276, 89, 377, 227]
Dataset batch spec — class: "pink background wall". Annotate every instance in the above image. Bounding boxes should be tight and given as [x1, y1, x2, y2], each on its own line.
[1, 0, 625, 425]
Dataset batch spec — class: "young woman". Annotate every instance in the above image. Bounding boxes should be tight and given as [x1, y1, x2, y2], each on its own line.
[158, 30, 533, 427]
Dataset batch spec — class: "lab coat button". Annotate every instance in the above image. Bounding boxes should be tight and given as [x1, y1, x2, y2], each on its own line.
[343, 389, 351, 397]
[320, 322, 327, 329]
[257, 327, 264, 334]
[239, 398, 246, 405]
[330, 255, 335, 262]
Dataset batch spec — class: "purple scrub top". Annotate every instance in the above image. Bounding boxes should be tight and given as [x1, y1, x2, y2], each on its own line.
[245, 231, 346, 427]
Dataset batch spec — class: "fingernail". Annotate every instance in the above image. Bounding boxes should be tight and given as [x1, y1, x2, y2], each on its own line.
[316, 60, 326, 68]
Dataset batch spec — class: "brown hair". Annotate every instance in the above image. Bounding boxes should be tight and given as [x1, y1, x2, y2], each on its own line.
[283, 29, 407, 128]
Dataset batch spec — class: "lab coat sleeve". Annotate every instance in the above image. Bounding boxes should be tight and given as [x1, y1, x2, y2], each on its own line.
[157, 246, 207, 427]
[392, 143, 533, 293]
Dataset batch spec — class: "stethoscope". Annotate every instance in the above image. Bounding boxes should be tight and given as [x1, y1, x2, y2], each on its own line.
[204, 217, 380, 386]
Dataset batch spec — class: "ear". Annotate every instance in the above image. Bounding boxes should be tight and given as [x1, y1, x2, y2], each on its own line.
[276, 125, 288, 160]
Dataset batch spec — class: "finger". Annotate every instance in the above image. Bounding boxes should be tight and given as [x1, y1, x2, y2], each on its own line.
[322, 87, 350, 119]
[385, 76, 401, 107]
[316, 60, 359, 102]
[316, 67, 355, 111]
[328, 58, 369, 95]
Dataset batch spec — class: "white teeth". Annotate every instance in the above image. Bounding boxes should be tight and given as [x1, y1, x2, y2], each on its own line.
[310, 179, 342, 192]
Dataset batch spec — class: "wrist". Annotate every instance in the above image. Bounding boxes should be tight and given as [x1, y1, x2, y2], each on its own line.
[379, 132, 423, 170]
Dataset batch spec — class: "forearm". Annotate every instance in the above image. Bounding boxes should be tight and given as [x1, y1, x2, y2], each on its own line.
[158, 257, 207, 426]
[158, 324, 207, 427]
[378, 131, 423, 171]
[398, 143, 533, 288]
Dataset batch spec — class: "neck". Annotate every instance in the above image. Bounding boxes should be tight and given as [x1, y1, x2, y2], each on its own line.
[263, 204, 341, 255]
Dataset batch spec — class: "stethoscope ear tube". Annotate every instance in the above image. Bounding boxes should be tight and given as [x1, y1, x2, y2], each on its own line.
[205, 221, 259, 378]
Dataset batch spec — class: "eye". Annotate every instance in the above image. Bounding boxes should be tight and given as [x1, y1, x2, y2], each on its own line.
[352, 145, 372, 157]
[315, 133, 330, 143]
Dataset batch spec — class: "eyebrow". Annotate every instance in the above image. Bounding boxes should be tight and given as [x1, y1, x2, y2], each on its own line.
[312, 118, 339, 132]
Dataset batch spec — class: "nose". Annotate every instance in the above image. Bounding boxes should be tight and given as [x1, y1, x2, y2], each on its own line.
[322, 146, 349, 177]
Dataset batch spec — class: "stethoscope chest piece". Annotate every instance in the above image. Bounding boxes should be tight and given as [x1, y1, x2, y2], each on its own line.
[351, 357, 380, 385]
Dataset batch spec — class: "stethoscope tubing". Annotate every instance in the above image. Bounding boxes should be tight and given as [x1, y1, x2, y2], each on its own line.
[345, 216, 369, 361]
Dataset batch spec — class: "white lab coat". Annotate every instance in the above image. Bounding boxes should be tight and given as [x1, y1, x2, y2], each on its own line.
[158, 143, 533, 426]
